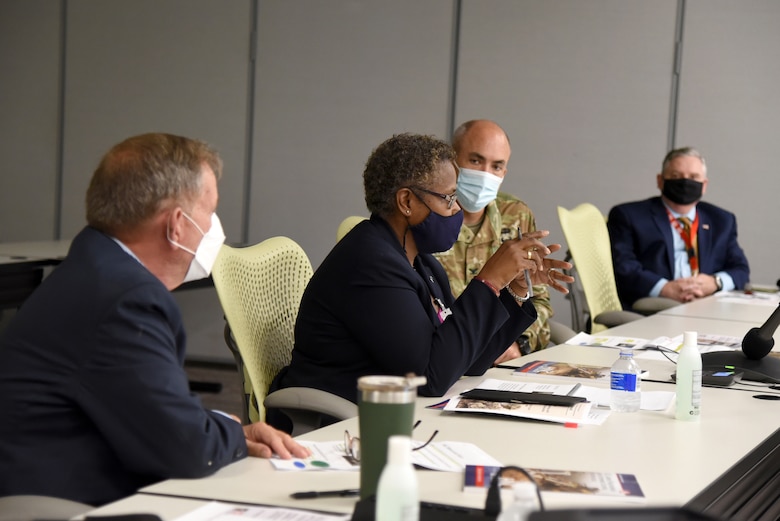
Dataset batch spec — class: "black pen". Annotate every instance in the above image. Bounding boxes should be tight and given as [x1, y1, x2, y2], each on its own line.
[290, 488, 360, 499]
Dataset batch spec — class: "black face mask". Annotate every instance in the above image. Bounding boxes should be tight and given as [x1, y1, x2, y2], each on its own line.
[662, 178, 703, 205]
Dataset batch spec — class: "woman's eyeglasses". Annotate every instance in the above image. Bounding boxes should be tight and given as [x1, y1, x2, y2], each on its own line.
[343, 421, 439, 464]
[411, 187, 458, 209]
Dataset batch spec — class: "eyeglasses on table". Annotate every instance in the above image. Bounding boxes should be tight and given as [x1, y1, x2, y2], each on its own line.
[343, 420, 439, 464]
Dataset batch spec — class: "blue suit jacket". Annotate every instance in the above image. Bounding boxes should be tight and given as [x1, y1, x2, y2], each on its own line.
[274, 214, 536, 405]
[607, 197, 750, 309]
[0, 227, 246, 506]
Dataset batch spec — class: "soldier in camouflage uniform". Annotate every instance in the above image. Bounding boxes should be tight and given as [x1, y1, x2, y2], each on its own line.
[435, 120, 553, 360]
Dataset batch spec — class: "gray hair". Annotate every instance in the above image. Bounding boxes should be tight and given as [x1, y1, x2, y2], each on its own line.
[86, 133, 222, 235]
[662, 146, 707, 176]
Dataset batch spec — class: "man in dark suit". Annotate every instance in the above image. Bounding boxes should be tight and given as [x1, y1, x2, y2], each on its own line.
[0, 133, 307, 506]
[607, 146, 750, 310]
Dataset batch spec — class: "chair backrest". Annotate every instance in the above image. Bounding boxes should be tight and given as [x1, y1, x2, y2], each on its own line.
[561, 250, 591, 334]
[337, 216, 367, 242]
[211, 237, 313, 422]
[557, 203, 623, 333]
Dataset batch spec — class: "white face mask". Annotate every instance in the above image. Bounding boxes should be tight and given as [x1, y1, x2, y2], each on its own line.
[169, 212, 226, 283]
[455, 167, 504, 212]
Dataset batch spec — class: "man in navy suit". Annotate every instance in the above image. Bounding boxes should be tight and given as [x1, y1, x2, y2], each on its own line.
[607, 147, 750, 310]
[0, 133, 307, 506]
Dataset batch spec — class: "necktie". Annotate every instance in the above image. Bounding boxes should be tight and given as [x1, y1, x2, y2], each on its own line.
[678, 217, 699, 274]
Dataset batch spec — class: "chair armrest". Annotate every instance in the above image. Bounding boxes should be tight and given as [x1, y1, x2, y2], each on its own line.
[632, 297, 679, 316]
[549, 319, 579, 345]
[593, 310, 645, 328]
[264, 387, 357, 421]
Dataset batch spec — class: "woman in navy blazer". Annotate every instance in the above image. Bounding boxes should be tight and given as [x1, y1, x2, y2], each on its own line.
[271, 134, 572, 421]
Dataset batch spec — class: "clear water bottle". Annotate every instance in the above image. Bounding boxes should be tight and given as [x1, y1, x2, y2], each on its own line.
[496, 482, 539, 521]
[610, 349, 641, 412]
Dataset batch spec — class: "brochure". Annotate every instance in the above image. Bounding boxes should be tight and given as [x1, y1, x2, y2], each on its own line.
[512, 360, 613, 381]
[270, 439, 502, 472]
[463, 466, 645, 502]
[442, 378, 609, 426]
[173, 501, 350, 521]
[567, 332, 742, 353]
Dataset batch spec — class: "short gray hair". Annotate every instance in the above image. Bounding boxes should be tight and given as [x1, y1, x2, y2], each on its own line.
[86, 133, 222, 235]
[662, 146, 707, 176]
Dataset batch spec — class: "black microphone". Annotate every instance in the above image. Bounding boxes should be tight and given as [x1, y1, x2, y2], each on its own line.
[742, 303, 780, 360]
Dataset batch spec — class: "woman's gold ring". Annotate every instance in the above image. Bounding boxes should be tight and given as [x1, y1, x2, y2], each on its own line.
[527, 250, 533, 260]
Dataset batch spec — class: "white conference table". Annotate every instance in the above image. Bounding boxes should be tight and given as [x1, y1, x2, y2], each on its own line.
[656, 291, 780, 323]
[0, 239, 72, 262]
[83, 311, 780, 520]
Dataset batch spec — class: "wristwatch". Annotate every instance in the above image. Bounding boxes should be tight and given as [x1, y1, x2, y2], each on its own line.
[714, 275, 724, 292]
[517, 335, 532, 356]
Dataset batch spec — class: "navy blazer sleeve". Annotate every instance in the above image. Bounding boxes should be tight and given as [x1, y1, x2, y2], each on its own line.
[608, 202, 668, 307]
[76, 281, 246, 479]
[696, 203, 750, 290]
[339, 254, 535, 397]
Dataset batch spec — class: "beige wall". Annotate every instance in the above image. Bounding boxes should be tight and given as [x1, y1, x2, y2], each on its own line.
[2, 0, 777, 359]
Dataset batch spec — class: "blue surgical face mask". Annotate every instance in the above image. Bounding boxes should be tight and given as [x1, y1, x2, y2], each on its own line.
[456, 167, 503, 212]
[409, 201, 464, 254]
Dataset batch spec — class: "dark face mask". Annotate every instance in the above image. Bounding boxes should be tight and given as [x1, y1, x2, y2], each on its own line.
[409, 203, 464, 254]
[662, 178, 703, 205]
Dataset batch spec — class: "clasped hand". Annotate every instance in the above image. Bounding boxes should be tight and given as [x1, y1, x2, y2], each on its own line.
[477, 230, 574, 295]
[661, 274, 717, 302]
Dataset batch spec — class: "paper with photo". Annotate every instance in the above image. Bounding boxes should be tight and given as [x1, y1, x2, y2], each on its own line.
[575, 386, 674, 411]
[270, 439, 501, 472]
[442, 379, 609, 425]
[173, 501, 350, 521]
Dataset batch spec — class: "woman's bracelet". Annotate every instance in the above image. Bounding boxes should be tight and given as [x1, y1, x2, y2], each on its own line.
[505, 284, 531, 303]
[473, 276, 501, 297]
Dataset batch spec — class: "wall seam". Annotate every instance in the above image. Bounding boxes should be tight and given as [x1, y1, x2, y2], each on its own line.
[447, 0, 462, 141]
[668, 0, 686, 151]
[54, 0, 67, 239]
[241, 0, 259, 246]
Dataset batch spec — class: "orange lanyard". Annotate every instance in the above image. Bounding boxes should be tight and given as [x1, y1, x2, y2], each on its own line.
[666, 209, 699, 275]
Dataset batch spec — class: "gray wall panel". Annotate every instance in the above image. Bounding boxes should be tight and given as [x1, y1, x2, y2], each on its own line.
[249, 0, 455, 267]
[2, 0, 777, 344]
[0, 0, 61, 241]
[60, 0, 253, 241]
[676, 0, 780, 287]
[455, 0, 678, 325]
[59, 0, 253, 362]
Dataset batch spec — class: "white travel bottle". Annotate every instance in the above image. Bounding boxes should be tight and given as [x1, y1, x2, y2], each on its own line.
[676, 330, 703, 421]
[376, 435, 419, 521]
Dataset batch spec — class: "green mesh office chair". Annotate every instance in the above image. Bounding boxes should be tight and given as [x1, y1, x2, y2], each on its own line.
[557, 203, 646, 333]
[212, 237, 355, 433]
[336, 215, 367, 241]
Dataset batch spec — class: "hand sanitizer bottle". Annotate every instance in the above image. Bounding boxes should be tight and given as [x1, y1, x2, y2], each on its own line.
[497, 481, 539, 521]
[676, 331, 702, 421]
[376, 435, 419, 521]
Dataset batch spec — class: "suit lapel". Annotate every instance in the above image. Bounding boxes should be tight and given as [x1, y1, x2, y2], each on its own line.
[696, 205, 711, 274]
